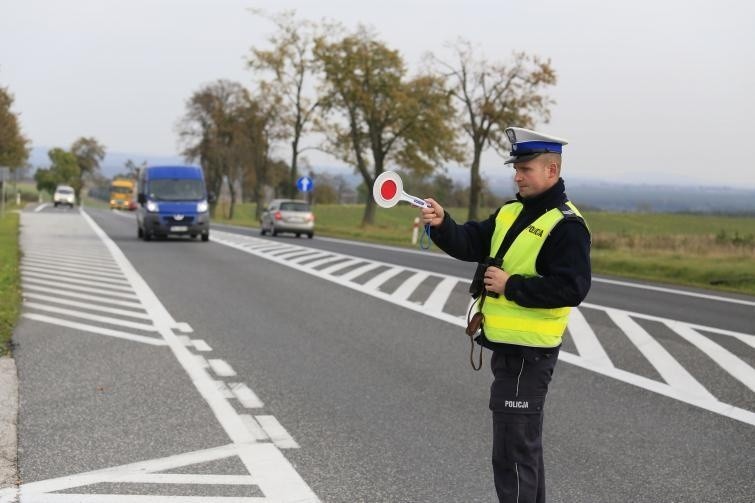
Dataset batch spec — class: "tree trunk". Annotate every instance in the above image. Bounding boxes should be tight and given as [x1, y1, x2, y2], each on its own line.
[468, 144, 483, 221]
[289, 137, 299, 198]
[361, 154, 384, 226]
[228, 179, 236, 220]
[361, 191, 376, 227]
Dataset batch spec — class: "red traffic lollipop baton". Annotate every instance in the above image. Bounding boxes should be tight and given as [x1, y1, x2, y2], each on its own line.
[372, 171, 430, 209]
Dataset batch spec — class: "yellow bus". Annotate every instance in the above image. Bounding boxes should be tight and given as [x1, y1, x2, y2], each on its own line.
[109, 177, 136, 210]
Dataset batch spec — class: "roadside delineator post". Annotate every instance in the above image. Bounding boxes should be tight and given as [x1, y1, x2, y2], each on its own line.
[411, 217, 420, 245]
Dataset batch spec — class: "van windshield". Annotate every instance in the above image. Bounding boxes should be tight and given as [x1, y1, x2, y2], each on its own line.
[110, 186, 132, 194]
[149, 179, 204, 201]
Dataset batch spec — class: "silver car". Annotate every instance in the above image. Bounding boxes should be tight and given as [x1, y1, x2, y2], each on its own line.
[260, 199, 314, 238]
[53, 185, 76, 208]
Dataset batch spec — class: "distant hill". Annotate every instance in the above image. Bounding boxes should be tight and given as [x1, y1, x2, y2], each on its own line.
[27, 147, 755, 214]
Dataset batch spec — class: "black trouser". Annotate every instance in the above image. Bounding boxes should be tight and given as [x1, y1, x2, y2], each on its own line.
[489, 346, 559, 503]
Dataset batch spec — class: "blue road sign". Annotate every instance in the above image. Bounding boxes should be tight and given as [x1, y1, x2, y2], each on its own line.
[296, 176, 314, 193]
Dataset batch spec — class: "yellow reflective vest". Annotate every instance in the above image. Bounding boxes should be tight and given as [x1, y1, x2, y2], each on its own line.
[481, 201, 588, 348]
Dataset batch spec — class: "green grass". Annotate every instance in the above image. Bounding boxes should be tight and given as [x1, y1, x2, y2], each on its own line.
[213, 202, 755, 296]
[0, 212, 21, 356]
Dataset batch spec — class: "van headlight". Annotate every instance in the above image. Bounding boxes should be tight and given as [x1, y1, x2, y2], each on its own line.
[146, 201, 159, 213]
[197, 200, 209, 213]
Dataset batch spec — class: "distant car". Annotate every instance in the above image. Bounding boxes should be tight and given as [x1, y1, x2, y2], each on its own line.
[260, 199, 315, 238]
[53, 185, 76, 208]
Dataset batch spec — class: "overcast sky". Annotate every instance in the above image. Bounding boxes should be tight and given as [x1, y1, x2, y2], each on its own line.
[1, 0, 754, 188]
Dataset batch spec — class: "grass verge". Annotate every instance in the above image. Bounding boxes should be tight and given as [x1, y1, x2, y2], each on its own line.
[0, 212, 21, 356]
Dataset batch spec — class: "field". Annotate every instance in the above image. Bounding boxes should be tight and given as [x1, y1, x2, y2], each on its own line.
[214, 202, 755, 296]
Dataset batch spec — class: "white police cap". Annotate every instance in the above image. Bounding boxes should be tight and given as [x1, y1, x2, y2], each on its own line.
[504, 127, 569, 164]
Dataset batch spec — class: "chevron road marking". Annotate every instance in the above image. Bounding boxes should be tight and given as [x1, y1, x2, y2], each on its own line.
[210, 230, 755, 426]
[10, 211, 319, 502]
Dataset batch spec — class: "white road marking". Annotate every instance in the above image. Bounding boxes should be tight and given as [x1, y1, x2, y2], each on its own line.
[79, 210, 318, 501]
[255, 416, 300, 449]
[210, 230, 755, 426]
[213, 380, 236, 399]
[209, 358, 237, 377]
[34, 203, 49, 212]
[25, 250, 118, 264]
[22, 284, 144, 308]
[558, 351, 755, 426]
[362, 267, 404, 290]
[253, 228, 754, 306]
[607, 310, 716, 400]
[22, 269, 135, 292]
[21, 257, 125, 277]
[290, 252, 332, 264]
[259, 228, 755, 307]
[0, 444, 259, 500]
[339, 262, 383, 282]
[23, 252, 122, 270]
[22, 313, 166, 346]
[319, 258, 363, 275]
[393, 271, 430, 301]
[592, 277, 755, 307]
[23, 292, 151, 320]
[21, 264, 131, 283]
[89, 473, 258, 485]
[176, 334, 193, 346]
[300, 255, 342, 269]
[174, 322, 193, 333]
[240, 414, 269, 441]
[194, 354, 210, 369]
[581, 301, 755, 349]
[423, 277, 458, 313]
[192, 339, 213, 352]
[13, 493, 265, 502]
[272, 247, 313, 258]
[667, 322, 755, 393]
[230, 383, 264, 408]
[22, 277, 138, 299]
[567, 308, 614, 368]
[23, 302, 157, 332]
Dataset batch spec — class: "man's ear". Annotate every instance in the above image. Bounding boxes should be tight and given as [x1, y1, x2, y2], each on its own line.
[547, 161, 559, 179]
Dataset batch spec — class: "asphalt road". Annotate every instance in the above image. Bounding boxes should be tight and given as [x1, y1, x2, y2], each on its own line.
[7, 206, 755, 503]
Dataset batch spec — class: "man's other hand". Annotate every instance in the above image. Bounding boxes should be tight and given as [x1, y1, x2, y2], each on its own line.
[484, 266, 511, 296]
[421, 198, 445, 227]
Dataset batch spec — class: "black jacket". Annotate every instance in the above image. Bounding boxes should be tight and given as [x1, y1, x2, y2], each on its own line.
[430, 178, 592, 352]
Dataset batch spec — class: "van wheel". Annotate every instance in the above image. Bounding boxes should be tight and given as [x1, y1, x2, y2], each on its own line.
[307, 232, 314, 239]
[201, 232, 209, 242]
[295, 233, 301, 238]
[260, 227, 266, 236]
[138, 227, 143, 239]
[144, 231, 152, 242]
[272, 229, 278, 237]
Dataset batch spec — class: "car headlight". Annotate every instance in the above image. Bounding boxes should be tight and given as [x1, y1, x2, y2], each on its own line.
[110, 200, 116, 205]
[197, 200, 209, 213]
[146, 201, 159, 213]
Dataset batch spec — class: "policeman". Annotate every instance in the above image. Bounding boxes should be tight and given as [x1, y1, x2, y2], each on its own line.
[420, 127, 591, 502]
